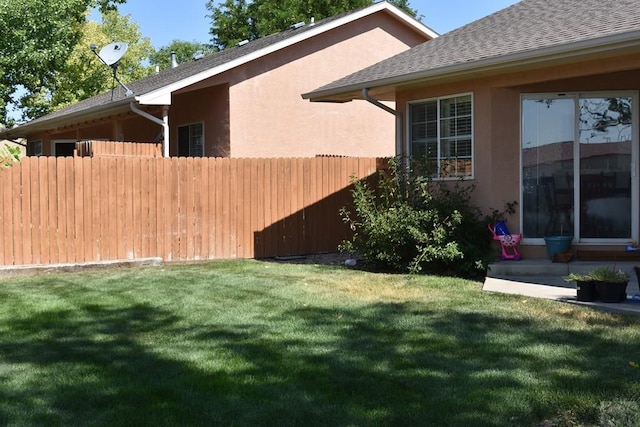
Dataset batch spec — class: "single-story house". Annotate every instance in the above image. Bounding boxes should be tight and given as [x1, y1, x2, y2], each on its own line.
[303, 0, 640, 259]
[0, 1, 437, 158]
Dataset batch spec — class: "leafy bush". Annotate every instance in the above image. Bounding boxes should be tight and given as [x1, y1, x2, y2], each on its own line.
[340, 157, 515, 278]
[1, 143, 21, 168]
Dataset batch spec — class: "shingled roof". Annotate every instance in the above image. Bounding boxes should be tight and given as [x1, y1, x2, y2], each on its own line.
[3, 1, 436, 137]
[304, 0, 640, 101]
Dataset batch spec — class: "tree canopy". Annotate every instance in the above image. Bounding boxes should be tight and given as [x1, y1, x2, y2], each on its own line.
[21, 9, 154, 120]
[0, 0, 125, 126]
[206, 0, 417, 51]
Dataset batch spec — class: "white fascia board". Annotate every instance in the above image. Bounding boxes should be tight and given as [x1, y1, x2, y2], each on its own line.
[137, 2, 437, 106]
[136, 91, 171, 106]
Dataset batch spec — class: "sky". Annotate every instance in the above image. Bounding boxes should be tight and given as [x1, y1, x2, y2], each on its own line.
[104, 0, 521, 49]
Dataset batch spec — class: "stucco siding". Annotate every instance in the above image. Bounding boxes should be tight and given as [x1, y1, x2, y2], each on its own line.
[396, 53, 640, 258]
[227, 14, 428, 158]
[171, 84, 230, 157]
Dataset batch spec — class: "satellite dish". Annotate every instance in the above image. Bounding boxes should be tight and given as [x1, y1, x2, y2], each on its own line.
[90, 42, 133, 97]
[98, 42, 129, 67]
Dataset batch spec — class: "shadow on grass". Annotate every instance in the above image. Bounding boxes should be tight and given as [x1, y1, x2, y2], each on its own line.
[0, 289, 638, 425]
[203, 303, 640, 426]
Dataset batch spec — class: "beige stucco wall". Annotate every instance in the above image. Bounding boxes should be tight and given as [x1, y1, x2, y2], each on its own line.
[177, 12, 429, 158]
[170, 84, 230, 157]
[395, 51, 640, 258]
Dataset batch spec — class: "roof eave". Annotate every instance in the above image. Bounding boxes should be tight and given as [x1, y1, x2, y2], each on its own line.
[304, 29, 640, 102]
[0, 98, 133, 139]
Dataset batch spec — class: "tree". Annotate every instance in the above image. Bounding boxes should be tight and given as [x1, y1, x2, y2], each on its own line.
[150, 40, 215, 71]
[20, 9, 155, 118]
[0, 0, 125, 125]
[206, 0, 417, 51]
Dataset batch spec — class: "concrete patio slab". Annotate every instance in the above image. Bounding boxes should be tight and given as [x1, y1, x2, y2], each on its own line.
[484, 260, 640, 315]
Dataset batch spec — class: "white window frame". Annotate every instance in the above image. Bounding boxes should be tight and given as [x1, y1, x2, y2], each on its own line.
[407, 92, 474, 180]
[177, 122, 205, 157]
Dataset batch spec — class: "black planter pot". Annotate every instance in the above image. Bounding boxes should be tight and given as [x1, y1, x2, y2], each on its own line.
[575, 280, 598, 302]
[595, 281, 628, 303]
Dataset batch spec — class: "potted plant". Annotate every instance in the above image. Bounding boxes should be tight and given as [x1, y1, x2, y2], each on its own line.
[566, 266, 629, 303]
[565, 272, 598, 302]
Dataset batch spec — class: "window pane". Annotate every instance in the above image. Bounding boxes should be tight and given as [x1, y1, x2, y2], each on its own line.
[190, 123, 204, 157]
[579, 97, 632, 238]
[521, 98, 575, 238]
[28, 141, 42, 157]
[412, 123, 427, 141]
[410, 103, 427, 123]
[426, 102, 438, 122]
[456, 98, 472, 116]
[411, 141, 427, 156]
[455, 139, 472, 157]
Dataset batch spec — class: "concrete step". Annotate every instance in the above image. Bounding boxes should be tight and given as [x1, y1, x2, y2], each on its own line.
[489, 259, 640, 281]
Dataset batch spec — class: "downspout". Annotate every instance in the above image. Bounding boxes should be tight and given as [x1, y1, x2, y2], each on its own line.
[130, 102, 170, 157]
[361, 88, 404, 159]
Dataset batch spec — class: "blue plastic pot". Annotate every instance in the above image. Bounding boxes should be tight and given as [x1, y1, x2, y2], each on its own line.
[544, 236, 572, 259]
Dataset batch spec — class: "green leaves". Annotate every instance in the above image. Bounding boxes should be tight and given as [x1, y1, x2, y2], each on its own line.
[340, 157, 497, 277]
[46, 9, 154, 113]
[0, 0, 127, 124]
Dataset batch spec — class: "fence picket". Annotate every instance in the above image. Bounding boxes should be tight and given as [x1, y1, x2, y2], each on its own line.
[0, 156, 381, 265]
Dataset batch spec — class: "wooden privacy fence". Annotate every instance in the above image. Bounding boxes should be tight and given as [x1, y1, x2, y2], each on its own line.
[0, 156, 383, 266]
[76, 140, 163, 157]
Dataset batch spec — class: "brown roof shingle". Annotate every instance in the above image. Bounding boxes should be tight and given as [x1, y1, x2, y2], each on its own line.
[304, 0, 640, 99]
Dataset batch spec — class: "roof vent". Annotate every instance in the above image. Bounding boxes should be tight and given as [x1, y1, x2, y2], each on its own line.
[290, 21, 305, 29]
[309, 17, 315, 26]
[192, 51, 204, 60]
[237, 39, 249, 46]
[171, 51, 179, 68]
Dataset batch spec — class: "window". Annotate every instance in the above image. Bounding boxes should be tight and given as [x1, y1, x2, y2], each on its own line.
[178, 123, 204, 157]
[27, 140, 43, 157]
[521, 92, 637, 241]
[52, 140, 75, 157]
[409, 94, 473, 178]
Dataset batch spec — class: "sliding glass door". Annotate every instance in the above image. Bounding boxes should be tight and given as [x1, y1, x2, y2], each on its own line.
[521, 92, 637, 242]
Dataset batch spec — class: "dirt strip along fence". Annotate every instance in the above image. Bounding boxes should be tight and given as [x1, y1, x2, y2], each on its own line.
[0, 156, 384, 266]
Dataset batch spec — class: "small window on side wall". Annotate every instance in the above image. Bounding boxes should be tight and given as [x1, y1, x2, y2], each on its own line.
[178, 123, 204, 157]
[27, 140, 43, 157]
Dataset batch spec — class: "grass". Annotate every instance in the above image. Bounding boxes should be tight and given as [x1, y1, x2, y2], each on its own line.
[0, 260, 638, 426]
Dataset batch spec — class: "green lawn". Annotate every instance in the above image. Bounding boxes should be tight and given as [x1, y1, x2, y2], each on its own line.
[0, 260, 638, 426]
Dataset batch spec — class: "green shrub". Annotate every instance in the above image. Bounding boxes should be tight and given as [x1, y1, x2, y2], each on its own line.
[1, 143, 20, 168]
[340, 157, 515, 278]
